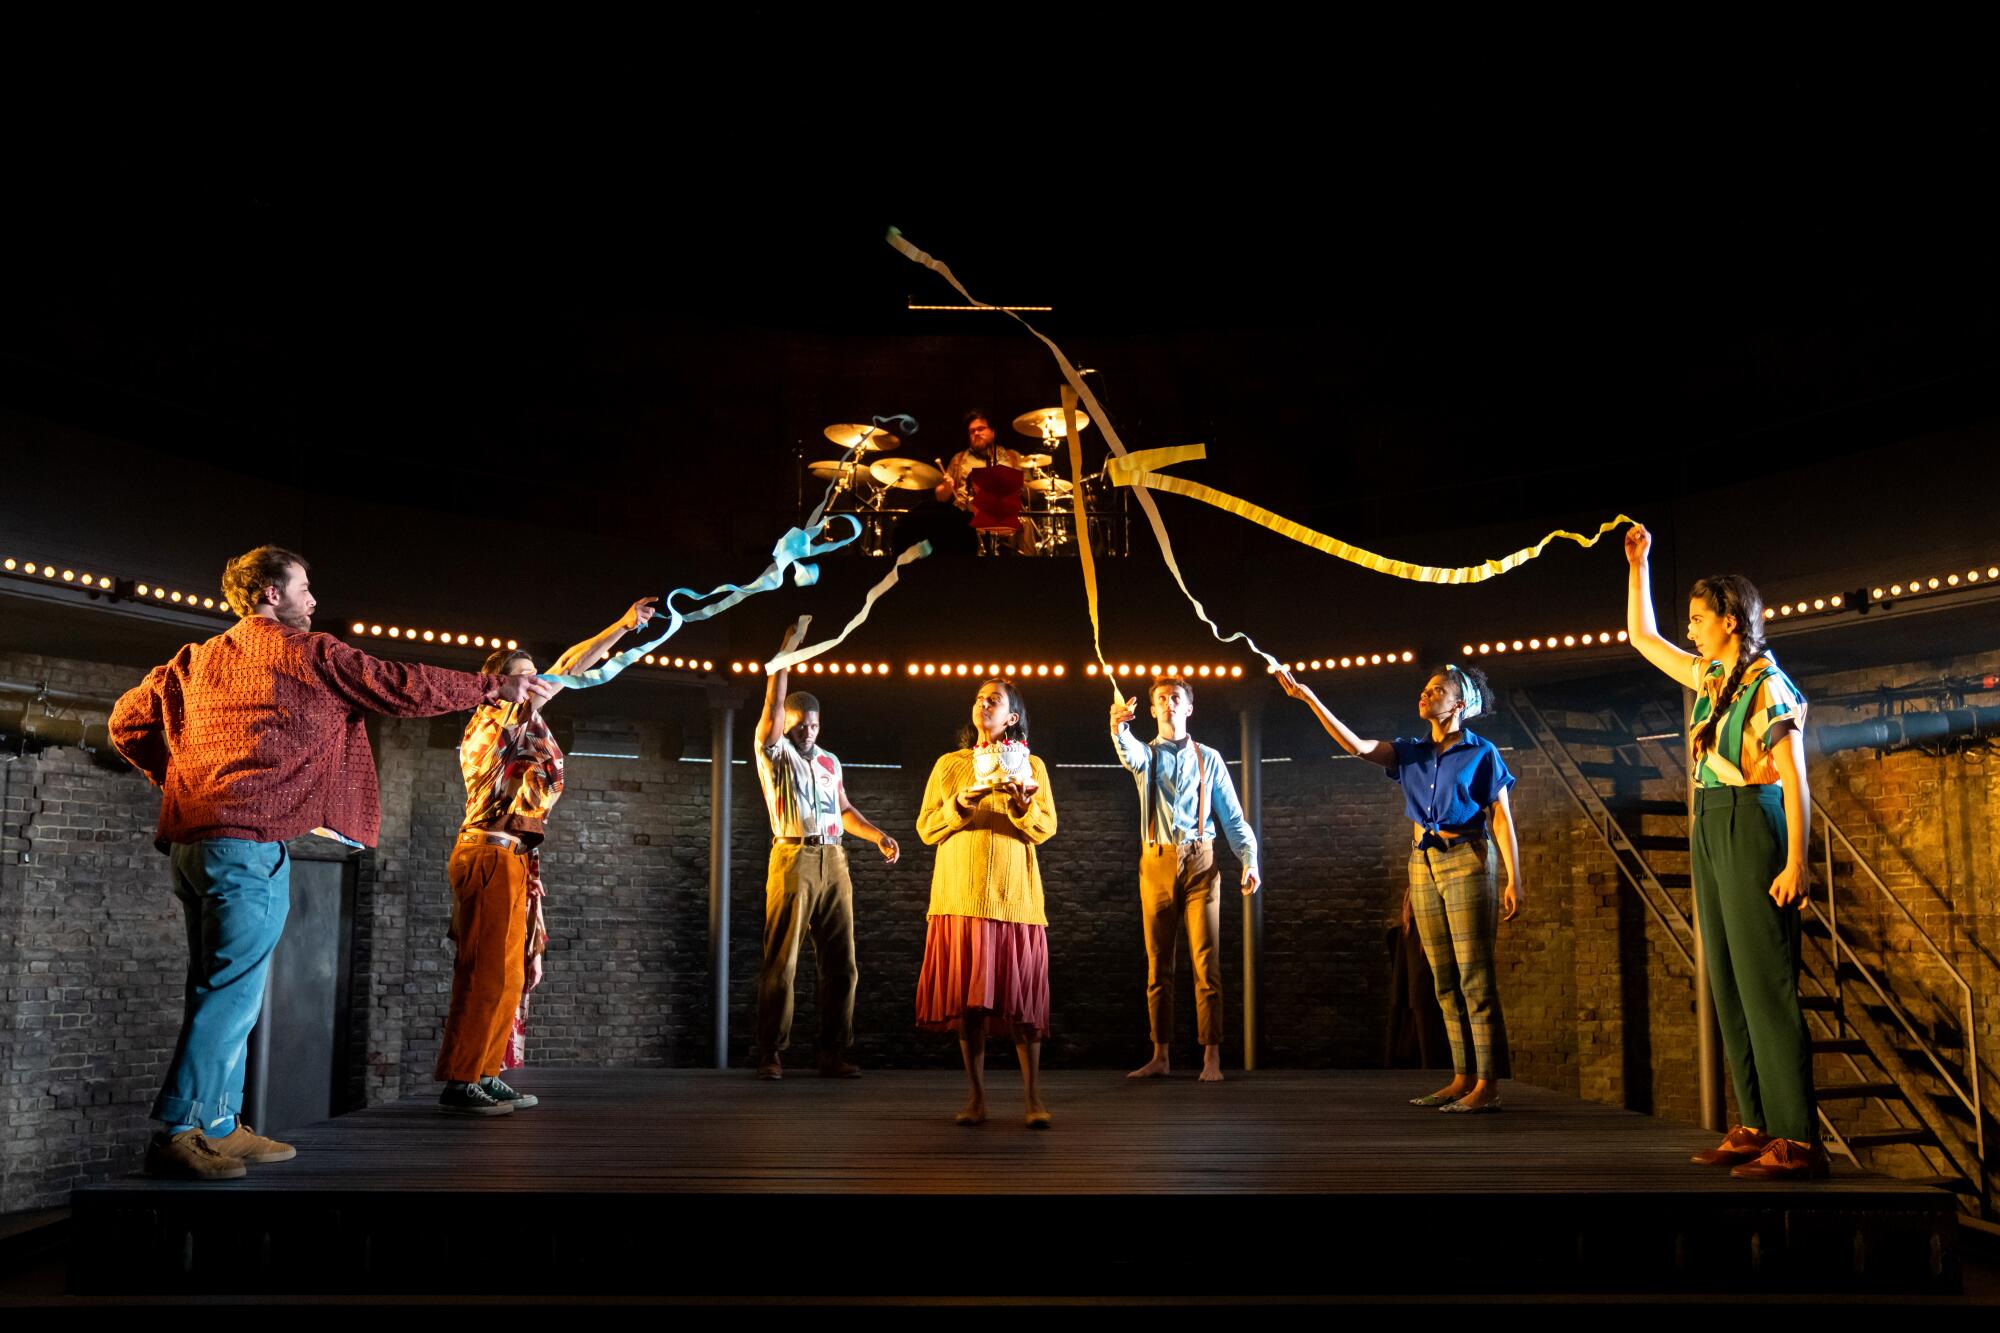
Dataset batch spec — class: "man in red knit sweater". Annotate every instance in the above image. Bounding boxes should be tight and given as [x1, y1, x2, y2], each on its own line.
[110, 545, 551, 1179]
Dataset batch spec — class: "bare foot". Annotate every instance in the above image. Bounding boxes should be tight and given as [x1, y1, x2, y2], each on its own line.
[1025, 1098, 1051, 1129]
[1454, 1082, 1500, 1111]
[1198, 1053, 1225, 1083]
[1128, 1056, 1171, 1079]
[954, 1098, 988, 1125]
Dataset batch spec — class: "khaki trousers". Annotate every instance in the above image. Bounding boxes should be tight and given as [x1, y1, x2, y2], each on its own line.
[1140, 839, 1223, 1047]
[756, 843, 857, 1057]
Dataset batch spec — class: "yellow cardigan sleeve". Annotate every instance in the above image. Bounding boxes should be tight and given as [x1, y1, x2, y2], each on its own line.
[1005, 755, 1057, 844]
[917, 752, 974, 846]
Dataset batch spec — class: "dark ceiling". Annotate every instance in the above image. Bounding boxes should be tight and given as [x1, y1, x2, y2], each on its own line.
[3, 48, 1996, 675]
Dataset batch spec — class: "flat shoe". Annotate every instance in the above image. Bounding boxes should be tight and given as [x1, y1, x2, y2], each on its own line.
[1025, 1110, 1052, 1130]
[954, 1109, 987, 1126]
[1408, 1091, 1465, 1107]
[1440, 1098, 1501, 1113]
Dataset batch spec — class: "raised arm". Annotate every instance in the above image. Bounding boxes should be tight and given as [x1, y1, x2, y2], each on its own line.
[755, 618, 811, 752]
[1274, 667, 1395, 769]
[546, 598, 659, 689]
[1624, 524, 1699, 684]
[1108, 693, 1148, 772]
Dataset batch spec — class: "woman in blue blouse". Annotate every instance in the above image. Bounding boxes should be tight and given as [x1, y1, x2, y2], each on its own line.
[1277, 663, 1523, 1111]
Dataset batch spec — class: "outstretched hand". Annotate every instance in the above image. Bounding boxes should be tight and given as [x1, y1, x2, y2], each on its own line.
[1274, 666, 1312, 702]
[622, 597, 661, 633]
[1109, 694, 1137, 729]
[1624, 524, 1652, 568]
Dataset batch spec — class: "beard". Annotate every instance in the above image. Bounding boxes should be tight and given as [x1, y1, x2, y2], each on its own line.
[276, 604, 313, 631]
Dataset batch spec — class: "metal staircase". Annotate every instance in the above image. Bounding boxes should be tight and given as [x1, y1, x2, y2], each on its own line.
[1510, 688, 1990, 1219]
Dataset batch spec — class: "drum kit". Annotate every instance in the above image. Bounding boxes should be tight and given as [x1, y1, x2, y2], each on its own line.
[804, 408, 1126, 557]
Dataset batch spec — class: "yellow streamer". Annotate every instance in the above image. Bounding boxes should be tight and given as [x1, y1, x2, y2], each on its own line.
[887, 227, 1288, 691]
[1109, 446, 1636, 584]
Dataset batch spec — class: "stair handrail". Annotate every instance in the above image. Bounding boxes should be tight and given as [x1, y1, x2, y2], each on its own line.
[1805, 800, 1984, 1203]
[1508, 692, 1695, 969]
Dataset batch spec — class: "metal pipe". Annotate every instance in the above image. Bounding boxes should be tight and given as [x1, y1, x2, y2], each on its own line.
[1239, 702, 1263, 1072]
[0, 678, 121, 711]
[0, 702, 112, 752]
[708, 700, 735, 1070]
[1812, 705, 2000, 755]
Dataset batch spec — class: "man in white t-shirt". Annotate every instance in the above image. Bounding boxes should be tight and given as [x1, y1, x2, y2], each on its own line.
[753, 621, 899, 1080]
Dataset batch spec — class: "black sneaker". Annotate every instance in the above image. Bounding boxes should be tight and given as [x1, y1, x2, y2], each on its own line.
[438, 1081, 515, 1116]
[480, 1076, 539, 1110]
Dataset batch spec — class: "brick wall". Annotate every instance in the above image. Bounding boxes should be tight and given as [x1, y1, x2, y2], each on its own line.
[6, 645, 1996, 1214]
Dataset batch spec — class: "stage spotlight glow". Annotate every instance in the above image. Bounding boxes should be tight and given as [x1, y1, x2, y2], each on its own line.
[371, 625, 383, 636]
[1052, 665, 1066, 676]
[1340, 657, 1352, 668]
[1813, 599, 1826, 610]
[387, 626, 399, 637]
[1617, 631, 1629, 642]
[1037, 665, 1049, 676]
[61, 570, 75, 582]
[1228, 666, 1241, 677]
[1928, 577, 1941, 590]
[1477, 644, 1491, 655]
[1086, 664, 1099, 676]
[1462, 645, 1473, 656]
[1, 559, 13, 571]
[1370, 654, 1383, 665]
[508, 640, 519, 650]
[1561, 635, 1575, 646]
[1890, 585, 1903, 597]
[1310, 660, 1322, 670]
[1199, 665, 1212, 677]
[473, 635, 486, 647]
[155, 588, 167, 599]
[171, 591, 183, 602]
[43, 567, 56, 578]
[1830, 596, 1842, 607]
[1948, 574, 1960, 587]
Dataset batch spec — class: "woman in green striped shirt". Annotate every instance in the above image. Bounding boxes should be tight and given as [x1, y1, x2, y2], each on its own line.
[1624, 523, 1823, 1181]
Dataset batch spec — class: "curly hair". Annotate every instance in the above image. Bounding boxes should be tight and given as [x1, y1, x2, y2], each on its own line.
[1435, 662, 1494, 721]
[220, 546, 308, 618]
[1688, 574, 1768, 757]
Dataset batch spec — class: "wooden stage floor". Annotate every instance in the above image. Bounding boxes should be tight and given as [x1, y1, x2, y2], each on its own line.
[70, 1068, 1963, 1297]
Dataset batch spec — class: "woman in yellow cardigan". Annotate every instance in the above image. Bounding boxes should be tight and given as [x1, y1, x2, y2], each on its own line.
[915, 679, 1059, 1128]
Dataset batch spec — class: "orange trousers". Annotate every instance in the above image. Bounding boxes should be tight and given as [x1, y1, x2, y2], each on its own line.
[435, 842, 528, 1083]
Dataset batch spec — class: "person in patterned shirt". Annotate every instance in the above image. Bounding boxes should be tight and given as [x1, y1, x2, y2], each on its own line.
[110, 545, 550, 1180]
[436, 597, 658, 1116]
[753, 620, 899, 1081]
[1624, 523, 1821, 1181]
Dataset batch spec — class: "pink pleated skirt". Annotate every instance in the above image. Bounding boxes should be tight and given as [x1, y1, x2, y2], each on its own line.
[915, 914, 1051, 1040]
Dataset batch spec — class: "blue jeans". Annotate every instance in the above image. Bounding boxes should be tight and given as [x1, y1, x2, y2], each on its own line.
[151, 839, 291, 1127]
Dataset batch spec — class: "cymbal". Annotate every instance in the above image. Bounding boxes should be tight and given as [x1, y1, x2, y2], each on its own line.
[1028, 476, 1075, 496]
[1013, 407, 1091, 439]
[823, 423, 899, 451]
[1019, 452, 1054, 469]
[870, 457, 944, 491]
[807, 460, 872, 481]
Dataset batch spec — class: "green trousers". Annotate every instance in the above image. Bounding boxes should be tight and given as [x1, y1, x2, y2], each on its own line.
[1691, 785, 1815, 1142]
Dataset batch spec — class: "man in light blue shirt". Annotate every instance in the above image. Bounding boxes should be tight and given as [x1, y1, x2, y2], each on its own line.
[1111, 675, 1260, 1082]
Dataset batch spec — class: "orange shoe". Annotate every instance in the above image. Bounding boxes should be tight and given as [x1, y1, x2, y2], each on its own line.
[1691, 1125, 1772, 1166]
[1730, 1139, 1831, 1181]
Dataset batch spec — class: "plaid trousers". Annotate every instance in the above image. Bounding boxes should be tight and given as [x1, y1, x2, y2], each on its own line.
[1408, 838, 1510, 1080]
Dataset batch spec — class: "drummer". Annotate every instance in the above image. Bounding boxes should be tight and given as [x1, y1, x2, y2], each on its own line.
[935, 410, 1038, 555]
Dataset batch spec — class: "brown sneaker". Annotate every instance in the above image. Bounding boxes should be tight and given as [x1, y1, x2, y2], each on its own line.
[207, 1121, 296, 1164]
[1730, 1139, 1831, 1181]
[144, 1129, 247, 1181]
[1691, 1125, 1772, 1166]
[816, 1055, 861, 1079]
[755, 1054, 783, 1081]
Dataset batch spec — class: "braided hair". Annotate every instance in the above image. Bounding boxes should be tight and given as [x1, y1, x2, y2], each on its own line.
[1688, 574, 1767, 757]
